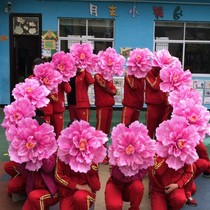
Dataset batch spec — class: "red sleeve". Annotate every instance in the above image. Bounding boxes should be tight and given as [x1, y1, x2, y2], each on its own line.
[176, 164, 194, 188]
[86, 163, 101, 192]
[85, 71, 95, 85]
[41, 153, 56, 173]
[62, 81, 71, 93]
[54, 157, 78, 190]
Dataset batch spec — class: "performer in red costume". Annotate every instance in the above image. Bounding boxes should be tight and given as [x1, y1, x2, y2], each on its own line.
[94, 73, 116, 164]
[51, 81, 71, 139]
[21, 153, 59, 210]
[105, 165, 146, 210]
[145, 67, 169, 139]
[67, 69, 94, 122]
[94, 73, 116, 135]
[148, 155, 194, 210]
[121, 73, 144, 125]
[54, 158, 100, 210]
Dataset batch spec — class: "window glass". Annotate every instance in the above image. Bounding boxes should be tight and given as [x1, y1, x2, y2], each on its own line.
[185, 43, 210, 73]
[155, 21, 184, 40]
[59, 19, 86, 37]
[88, 19, 114, 38]
[185, 22, 210, 40]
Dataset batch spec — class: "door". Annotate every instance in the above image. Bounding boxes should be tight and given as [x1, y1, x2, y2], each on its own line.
[10, 13, 42, 102]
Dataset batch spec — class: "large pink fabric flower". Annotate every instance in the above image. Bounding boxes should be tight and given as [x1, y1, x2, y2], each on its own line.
[70, 42, 98, 73]
[96, 47, 125, 81]
[108, 121, 156, 177]
[160, 65, 192, 92]
[168, 86, 202, 107]
[7, 118, 57, 171]
[57, 120, 108, 173]
[156, 116, 200, 170]
[152, 49, 181, 69]
[172, 103, 210, 141]
[126, 48, 152, 78]
[12, 78, 50, 108]
[51, 51, 77, 81]
[33, 62, 63, 92]
[1, 98, 35, 131]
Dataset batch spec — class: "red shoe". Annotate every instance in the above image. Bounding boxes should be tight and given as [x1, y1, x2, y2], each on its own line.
[186, 197, 198, 207]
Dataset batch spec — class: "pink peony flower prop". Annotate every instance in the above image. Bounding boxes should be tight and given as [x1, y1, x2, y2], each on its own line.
[96, 47, 125, 81]
[51, 51, 77, 81]
[70, 42, 98, 73]
[160, 66, 192, 92]
[168, 86, 202, 107]
[152, 49, 181, 69]
[172, 103, 210, 141]
[108, 121, 156, 177]
[156, 116, 200, 170]
[126, 48, 152, 78]
[1, 98, 36, 131]
[57, 120, 108, 173]
[7, 118, 57, 171]
[33, 62, 63, 92]
[12, 78, 50, 108]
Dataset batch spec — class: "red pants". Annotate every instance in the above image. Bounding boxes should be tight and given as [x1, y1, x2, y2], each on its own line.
[51, 112, 64, 139]
[196, 141, 210, 173]
[150, 188, 186, 210]
[4, 161, 26, 194]
[146, 104, 167, 139]
[96, 107, 113, 135]
[121, 106, 140, 125]
[68, 105, 90, 122]
[59, 190, 95, 210]
[22, 189, 59, 210]
[105, 179, 144, 210]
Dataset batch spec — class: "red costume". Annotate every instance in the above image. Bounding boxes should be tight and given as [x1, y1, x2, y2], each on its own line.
[51, 81, 71, 138]
[145, 67, 169, 139]
[121, 73, 144, 125]
[67, 69, 94, 122]
[54, 158, 100, 210]
[94, 73, 117, 135]
[148, 156, 194, 210]
[105, 165, 146, 210]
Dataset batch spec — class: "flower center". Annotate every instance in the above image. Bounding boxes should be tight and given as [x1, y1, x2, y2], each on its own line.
[58, 63, 65, 71]
[80, 53, 85, 60]
[108, 59, 113, 66]
[79, 139, 87, 151]
[26, 142, 36, 150]
[43, 77, 50, 85]
[126, 144, 134, 155]
[26, 87, 33, 93]
[177, 139, 186, 149]
[189, 115, 198, 122]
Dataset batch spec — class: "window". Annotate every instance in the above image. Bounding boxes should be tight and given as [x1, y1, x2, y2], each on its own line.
[154, 21, 210, 74]
[58, 18, 114, 53]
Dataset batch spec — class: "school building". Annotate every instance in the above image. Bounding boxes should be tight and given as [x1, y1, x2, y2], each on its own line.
[1, 0, 210, 108]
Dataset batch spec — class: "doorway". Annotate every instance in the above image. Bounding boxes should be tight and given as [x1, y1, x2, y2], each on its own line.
[9, 13, 42, 102]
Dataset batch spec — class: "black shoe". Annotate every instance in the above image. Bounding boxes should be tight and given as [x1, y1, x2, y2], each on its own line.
[203, 172, 210, 178]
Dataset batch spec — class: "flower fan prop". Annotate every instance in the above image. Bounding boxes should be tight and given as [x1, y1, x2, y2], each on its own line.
[51, 51, 77, 81]
[126, 48, 152, 78]
[156, 116, 200, 170]
[1, 98, 35, 132]
[96, 47, 125, 81]
[57, 120, 108, 173]
[159, 65, 192, 92]
[172, 102, 210, 142]
[70, 42, 98, 73]
[168, 86, 202, 108]
[33, 62, 63, 93]
[108, 121, 156, 177]
[7, 118, 57, 171]
[152, 49, 181, 69]
[12, 78, 50, 108]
